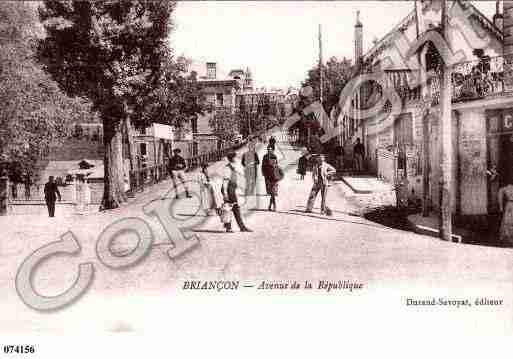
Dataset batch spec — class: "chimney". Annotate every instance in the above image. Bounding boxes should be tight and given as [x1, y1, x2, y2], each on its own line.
[206, 62, 216, 79]
[354, 10, 363, 64]
[494, 0, 503, 31]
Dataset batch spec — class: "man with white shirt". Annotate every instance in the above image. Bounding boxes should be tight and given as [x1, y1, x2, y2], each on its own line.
[221, 152, 252, 233]
[305, 154, 336, 215]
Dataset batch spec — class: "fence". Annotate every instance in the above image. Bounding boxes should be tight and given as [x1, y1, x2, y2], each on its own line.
[376, 148, 397, 184]
[8, 182, 104, 204]
[5, 124, 288, 212]
[428, 55, 512, 105]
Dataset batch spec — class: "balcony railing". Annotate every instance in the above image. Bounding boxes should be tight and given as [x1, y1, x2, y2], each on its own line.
[428, 55, 512, 105]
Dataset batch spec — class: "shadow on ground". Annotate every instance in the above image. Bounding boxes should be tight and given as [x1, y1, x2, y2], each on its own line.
[364, 206, 511, 249]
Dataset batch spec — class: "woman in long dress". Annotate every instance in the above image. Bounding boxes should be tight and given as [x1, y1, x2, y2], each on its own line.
[75, 175, 85, 214]
[241, 140, 259, 195]
[498, 181, 513, 246]
[261, 147, 280, 211]
[198, 163, 221, 216]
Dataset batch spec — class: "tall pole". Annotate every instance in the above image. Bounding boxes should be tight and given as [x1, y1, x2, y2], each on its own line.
[439, 0, 453, 241]
[415, 0, 430, 217]
[319, 23, 324, 104]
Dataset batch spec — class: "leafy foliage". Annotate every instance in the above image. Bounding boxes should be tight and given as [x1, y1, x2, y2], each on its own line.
[302, 56, 352, 114]
[142, 55, 205, 135]
[208, 106, 239, 143]
[0, 1, 92, 180]
[38, 0, 176, 127]
[37, 0, 175, 208]
[234, 93, 280, 137]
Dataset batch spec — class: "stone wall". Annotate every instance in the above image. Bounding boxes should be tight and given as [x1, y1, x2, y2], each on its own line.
[458, 109, 488, 215]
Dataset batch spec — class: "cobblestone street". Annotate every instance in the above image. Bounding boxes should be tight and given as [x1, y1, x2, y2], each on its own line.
[1, 130, 512, 333]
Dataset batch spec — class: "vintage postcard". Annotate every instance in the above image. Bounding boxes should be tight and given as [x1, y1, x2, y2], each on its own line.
[0, 0, 511, 356]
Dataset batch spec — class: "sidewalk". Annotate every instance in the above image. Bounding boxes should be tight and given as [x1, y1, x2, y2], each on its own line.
[341, 175, 394, 194]
[407, 213, 504, 247]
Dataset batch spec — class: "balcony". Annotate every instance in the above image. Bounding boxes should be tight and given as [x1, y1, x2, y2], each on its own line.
[428, 55, 513, 105]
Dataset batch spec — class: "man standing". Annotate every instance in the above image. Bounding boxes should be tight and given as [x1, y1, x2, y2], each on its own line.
[168, 148, 191, 199]
[353, 138, 365, 173]
[335, 144, 345, 173]
[305, 155, 336, 215]
[44, 176, 61, 217]
[222, 152, 252, 233]
[268, 135, 276, 151]
[241, 139, 260, 196]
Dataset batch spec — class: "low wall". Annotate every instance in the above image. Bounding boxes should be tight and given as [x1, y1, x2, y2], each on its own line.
[9, 183, 103, 204]
[8, 202, 100, 216]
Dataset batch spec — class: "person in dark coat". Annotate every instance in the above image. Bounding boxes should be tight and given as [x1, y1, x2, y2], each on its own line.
[268, 135, 276, 151]
[297, 153, 308, 180]
[353, 138, 365, 172]
[335, 144, 345, 173]
[44, 176, 61, 217]
[262, 147, 280, 211]
[168, 148, 192, 199]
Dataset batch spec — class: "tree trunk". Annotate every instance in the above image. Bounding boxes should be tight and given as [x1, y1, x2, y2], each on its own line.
[124, 115, 138, 189]
[101, 122, 127, 210]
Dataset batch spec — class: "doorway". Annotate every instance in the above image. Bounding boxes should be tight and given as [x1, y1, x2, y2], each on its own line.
[499, 134, 513, 188]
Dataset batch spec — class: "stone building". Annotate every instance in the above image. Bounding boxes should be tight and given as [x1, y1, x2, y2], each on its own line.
[337, 0, 513, 222]
[187, 61, 255, 154]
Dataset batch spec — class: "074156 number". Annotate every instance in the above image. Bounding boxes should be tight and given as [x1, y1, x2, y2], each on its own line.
[3, 345, 35, 354]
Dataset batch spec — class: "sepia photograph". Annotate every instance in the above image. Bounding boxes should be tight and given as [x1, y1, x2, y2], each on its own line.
[0, 0, 512, 356]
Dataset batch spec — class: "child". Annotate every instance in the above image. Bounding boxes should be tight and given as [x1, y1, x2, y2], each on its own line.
[198, 163, 220, 216]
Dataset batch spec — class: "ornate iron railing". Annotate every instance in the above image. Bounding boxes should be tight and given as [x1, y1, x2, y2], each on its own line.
[428, 55, 513, 104]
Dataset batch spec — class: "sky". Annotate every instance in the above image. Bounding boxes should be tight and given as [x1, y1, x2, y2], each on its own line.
[170, 1, 497, 89]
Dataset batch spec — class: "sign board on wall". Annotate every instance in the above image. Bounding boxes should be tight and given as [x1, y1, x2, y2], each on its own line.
[149, 123, 174, 140]
[486, 108, 513, 134]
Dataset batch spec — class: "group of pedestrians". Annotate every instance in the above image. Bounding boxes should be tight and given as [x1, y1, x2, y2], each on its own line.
[184, 135, 284, 233]
[174, 132, 339, 233]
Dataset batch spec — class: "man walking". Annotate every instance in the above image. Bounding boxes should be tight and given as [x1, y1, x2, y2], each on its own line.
[222, 152, 252, 233]
[168, 148, 192, 199]
[305, 155, 335, 215]
[353, 138, 365, 173]
[44, 176, 61, 217]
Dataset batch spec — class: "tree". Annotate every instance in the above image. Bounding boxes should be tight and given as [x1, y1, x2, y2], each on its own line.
[38, 0, 175, 209]
[0, 1, 91, 180]
[302, 56, 352, 114]
[209, 106, 239, 144]
[143, 55, 205, 139]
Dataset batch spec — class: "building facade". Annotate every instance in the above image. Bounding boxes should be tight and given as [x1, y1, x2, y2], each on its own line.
[338, 0, 513, 221]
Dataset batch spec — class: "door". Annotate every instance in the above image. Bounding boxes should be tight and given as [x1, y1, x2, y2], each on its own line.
[499, 135, 513, 187]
